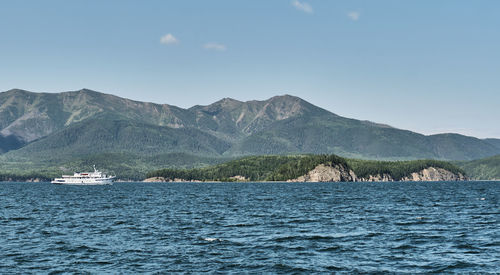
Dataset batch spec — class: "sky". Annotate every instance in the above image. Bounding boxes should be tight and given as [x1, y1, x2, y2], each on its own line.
[1, 0, 499, 138]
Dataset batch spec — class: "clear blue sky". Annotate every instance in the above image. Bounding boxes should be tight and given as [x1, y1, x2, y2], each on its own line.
[1, 0, 499, 138]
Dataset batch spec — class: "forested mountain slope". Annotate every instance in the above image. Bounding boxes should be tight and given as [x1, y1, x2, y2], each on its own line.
[458, 155, 500, 180]
[1, 88, 499, 162]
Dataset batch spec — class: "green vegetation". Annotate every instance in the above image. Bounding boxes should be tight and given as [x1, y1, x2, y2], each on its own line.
[228, 117, 500, 160]
[0, 134, 24, 154]
[457, 154, 500, 180]
[147, 154, 348, 181]
[1, 152, 470, 182]
[0, 171, 55, 182]
[0, 152, 230, 181]
[0, 89, 497, 181]
[2, 88, 500, 162]
[484, 138, 500, 150]
[147, 154, 465, 182]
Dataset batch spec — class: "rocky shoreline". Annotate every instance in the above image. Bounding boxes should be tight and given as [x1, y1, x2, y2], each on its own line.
[144, 163, 467, 183]
[286, 164, 467, 182]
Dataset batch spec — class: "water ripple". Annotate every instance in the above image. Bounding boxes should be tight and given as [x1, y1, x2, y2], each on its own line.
[0, 181, 499, 273]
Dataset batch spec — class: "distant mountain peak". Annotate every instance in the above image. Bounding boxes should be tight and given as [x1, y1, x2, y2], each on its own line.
[4, 88, 32, 95]
[269, 94, 302, 101]
[2, 88, 500, 161]
[210, 97, 243, 107]
[220, 97, 241, 103]
[266, 94, 309, 106]
[75, 88, 97, 92]
[66, 88, 101, 95]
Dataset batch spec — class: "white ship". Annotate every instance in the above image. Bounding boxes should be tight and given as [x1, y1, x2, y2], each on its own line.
[51, 165, 115, 185]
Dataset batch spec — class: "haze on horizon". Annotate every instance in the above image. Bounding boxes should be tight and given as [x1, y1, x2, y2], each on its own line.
[1, 0, 499, 138]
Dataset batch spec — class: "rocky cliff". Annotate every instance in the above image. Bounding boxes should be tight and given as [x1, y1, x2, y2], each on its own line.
[288, 164, 467, 182]
[144, 163, 467, 183]
[143, 176, 203, 182]
[400, 167, 466, 181]
[287, 164, 356, 182]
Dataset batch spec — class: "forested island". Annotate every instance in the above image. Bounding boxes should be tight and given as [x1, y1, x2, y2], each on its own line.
[145, 154, 467, 182]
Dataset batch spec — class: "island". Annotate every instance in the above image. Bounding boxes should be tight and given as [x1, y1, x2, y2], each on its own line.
[145, 154, 467, 182]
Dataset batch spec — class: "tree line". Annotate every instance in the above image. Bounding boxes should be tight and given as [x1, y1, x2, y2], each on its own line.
[147, 154, 465, 181]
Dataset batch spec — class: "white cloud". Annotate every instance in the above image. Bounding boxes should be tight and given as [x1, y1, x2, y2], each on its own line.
[347, 11, 360, 21]
[160, 33, 179, 45]
[292, 0, 313, 14]
[203, 42, 227, 51]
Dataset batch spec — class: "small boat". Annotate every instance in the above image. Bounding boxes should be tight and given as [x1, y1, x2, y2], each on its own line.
[51, 165, 115, 185]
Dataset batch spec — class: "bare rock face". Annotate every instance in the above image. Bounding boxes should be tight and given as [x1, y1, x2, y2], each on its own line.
[143, 177, 167, 182]
[286, 164, 466, 183]
[401, 167, 467, 181]
[143, 177, 203, 182]
[230, 175, 247, 181]
[359, 174, 394, 182]
[287, 164, 355, 182]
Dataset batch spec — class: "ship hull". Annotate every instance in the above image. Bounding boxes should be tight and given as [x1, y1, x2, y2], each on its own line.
[51, 178, 115, 185]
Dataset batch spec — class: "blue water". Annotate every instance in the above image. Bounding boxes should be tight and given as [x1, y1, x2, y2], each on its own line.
[0, 181, 499, 273]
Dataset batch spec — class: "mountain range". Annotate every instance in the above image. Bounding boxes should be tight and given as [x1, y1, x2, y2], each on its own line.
[1, 88, 500, 164]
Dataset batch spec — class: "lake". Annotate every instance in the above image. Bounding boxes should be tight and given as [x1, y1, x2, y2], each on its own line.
[1, 181, 499, 273]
